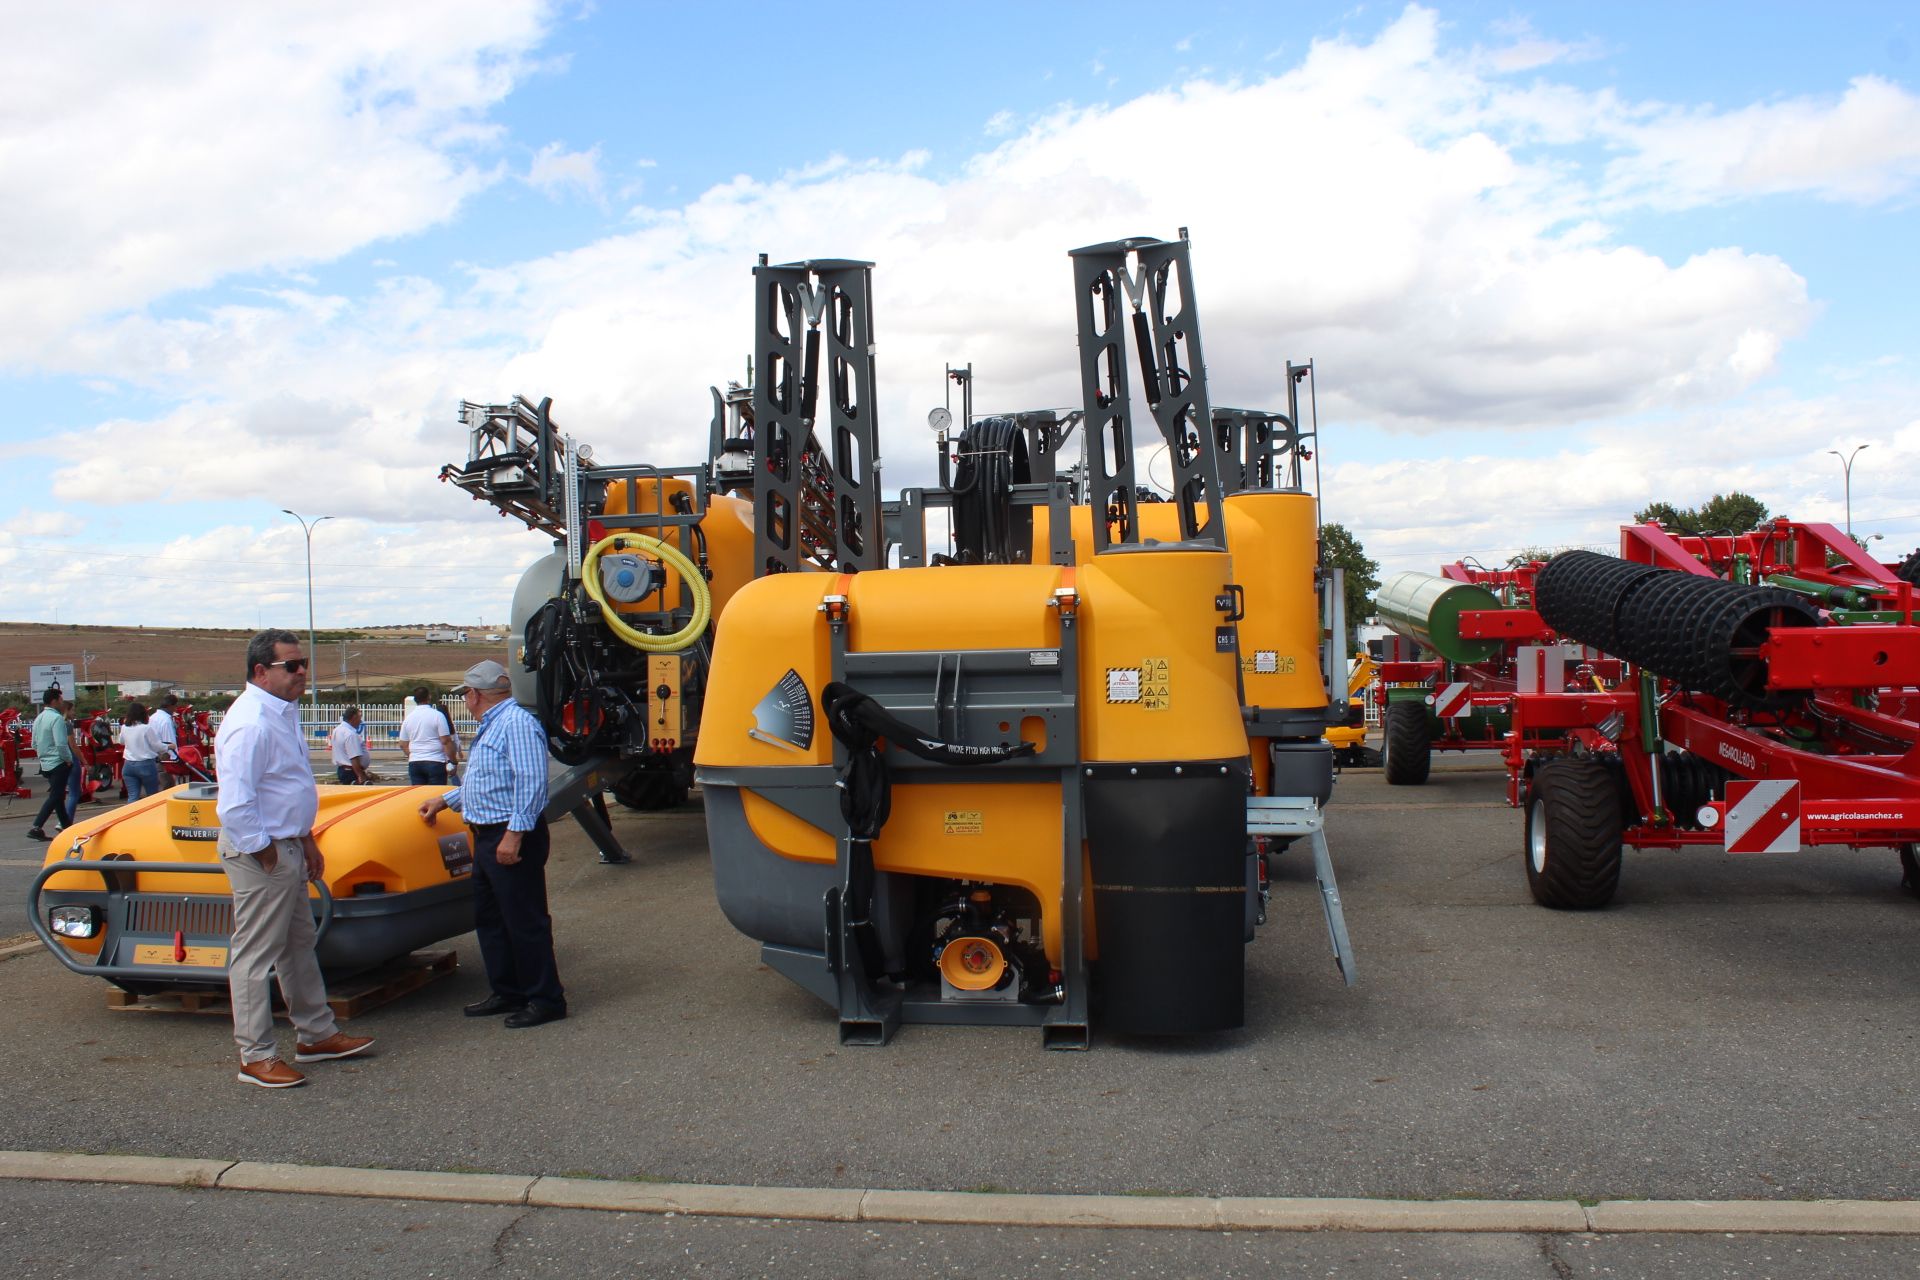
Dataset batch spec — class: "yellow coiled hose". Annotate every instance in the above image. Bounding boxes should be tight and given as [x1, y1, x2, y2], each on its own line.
[578, 532, 712, 652]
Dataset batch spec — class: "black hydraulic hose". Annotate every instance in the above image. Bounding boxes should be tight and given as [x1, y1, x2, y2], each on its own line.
[1133, 310, 1161, 406]
[820, 681, 1036, 980]
[801, 325, 821, 425]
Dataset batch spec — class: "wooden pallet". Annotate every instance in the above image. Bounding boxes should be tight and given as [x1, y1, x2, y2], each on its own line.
[105, 948, 457, 1021]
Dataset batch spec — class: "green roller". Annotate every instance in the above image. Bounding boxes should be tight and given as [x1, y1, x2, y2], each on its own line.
[1375, 571, 1505, 664]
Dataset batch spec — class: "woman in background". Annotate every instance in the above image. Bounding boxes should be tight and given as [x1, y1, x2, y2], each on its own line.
[120, 703, 165, 802]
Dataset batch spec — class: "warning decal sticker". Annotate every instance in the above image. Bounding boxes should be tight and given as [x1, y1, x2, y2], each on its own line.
[1141, 657, 1171, 712]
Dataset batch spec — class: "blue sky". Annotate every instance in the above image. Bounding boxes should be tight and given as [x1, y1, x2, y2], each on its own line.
[3, 1, 1918, 628]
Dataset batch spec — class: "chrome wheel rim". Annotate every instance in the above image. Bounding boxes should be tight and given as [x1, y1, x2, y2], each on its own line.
[1529, 798, 1549, 873]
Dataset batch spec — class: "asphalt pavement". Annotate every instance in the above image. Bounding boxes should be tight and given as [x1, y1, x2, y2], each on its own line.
[2, 749, 1918, 1243]
[9, 1180, 1920, 1280]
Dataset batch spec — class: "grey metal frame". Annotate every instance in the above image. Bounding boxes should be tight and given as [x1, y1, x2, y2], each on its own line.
[750, 258, 883, 576]
[891, 410, 1080, 569]
[1069, 233, 1226, 552]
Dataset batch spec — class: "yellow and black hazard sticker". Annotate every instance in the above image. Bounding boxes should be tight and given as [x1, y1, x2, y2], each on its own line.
[1141, 657, 1171, 711]
[1106, 667, 1142, 703]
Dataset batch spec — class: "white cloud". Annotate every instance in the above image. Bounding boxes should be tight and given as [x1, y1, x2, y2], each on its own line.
[527, 141, 605, 201]
[0, 0, 555, 366]
[6, 3, 1918, 625]
[1602, 75, 1920, 207]
[0, 516, 549, 629]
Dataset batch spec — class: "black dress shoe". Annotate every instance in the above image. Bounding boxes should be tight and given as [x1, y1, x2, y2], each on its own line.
[463, 994, 525, 1017]
[27, 828, 51, 841]
[503, 1003, 567, 1029]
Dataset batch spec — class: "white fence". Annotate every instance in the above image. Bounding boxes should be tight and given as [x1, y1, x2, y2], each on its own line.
[209, 701, 479, 754]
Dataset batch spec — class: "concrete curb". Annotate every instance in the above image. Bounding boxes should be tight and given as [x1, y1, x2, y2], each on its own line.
[3, 1151, 1919, 1234]
[0, 1151, 234, 1188]
[0, 939, 45, 961]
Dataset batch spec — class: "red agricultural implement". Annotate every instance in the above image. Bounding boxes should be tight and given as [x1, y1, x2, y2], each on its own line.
[1511, 520, 1920, 907]
[1, 709, 31, 799]
[73, 712, 124, 803]
[1370, 562, 1625, 785]
[157, 704, 216, 783]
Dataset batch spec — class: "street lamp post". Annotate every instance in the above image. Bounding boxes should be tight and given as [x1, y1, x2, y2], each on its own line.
[1827, 445, 1869, 541]
[281, 509, 334, 715]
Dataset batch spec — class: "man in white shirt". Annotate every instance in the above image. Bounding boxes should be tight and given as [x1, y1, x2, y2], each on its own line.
[214, 630, 373, 1088]
[398, 684, 460, 785]
[328, 706, 372, 784]
[150, 693, 180, 756]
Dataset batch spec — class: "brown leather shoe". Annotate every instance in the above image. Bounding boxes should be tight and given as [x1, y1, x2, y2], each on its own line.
[294, 1032, 375, 1063]
[237, 1058, 306, 1088]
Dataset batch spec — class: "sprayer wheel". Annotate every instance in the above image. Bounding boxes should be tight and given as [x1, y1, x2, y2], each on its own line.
[1523, 757, 1624, 910]
[1382, 701, 1431, 786]
[1900, 845, 1920, 900]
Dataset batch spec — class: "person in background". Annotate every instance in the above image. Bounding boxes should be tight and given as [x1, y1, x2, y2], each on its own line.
[417, 660, 566, 1029]
[66, 707, 87, 811]
[329, 706, 372, 784]
[27, 689, 74, 841]
[214, 629, 373, 1088]
[150, 693, 180, 757]
[398, 684, 460, 785]
[119, 703, 164, 802]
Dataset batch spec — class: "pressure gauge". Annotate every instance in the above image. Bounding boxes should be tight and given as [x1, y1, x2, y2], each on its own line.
[927, 407, 953, 435]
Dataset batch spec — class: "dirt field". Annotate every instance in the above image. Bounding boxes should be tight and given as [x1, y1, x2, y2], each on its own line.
[0, 622, 504, 694]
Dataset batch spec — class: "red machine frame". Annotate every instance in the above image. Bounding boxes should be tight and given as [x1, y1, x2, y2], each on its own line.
[1374, 559, 1625, 765]
[1511, 520, 1920, 867]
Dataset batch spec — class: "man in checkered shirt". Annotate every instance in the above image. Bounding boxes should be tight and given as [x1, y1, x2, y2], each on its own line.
[417, 660, 567, 1028]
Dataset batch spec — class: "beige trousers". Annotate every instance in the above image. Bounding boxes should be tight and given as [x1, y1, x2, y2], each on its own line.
[217, 833, 337, 1062]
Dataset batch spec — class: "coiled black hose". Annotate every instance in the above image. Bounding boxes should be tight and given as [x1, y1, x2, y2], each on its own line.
[951, 417, 1032, 565]
[820, 681, 1037, 979]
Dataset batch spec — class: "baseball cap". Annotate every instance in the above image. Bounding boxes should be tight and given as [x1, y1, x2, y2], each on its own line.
[453, 659, 512, 693]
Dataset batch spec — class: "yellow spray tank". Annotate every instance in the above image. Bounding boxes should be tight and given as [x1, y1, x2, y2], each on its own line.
[698, 548, 1254, 1043]
[697, 234, 1354, 1047]
[30, 783, 477, 991]
[1035, 487, 1334, 803]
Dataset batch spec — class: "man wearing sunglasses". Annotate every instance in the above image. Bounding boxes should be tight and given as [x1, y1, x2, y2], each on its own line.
[213, 630, 373, 1088]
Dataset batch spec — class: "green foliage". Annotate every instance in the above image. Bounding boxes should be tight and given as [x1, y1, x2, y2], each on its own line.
[1634, 492, 1770, 534]
[1321, 522, 1379, 645]
[1506, 545, 1555, 569]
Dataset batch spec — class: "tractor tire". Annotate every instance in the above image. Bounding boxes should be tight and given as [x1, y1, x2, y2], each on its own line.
[1523, 757, 1624, 909]
[611, 770, 686, 811]
[1382, 701, 1431, 786]
[1897, 550, 1920, 587]
[1900, 844, 1919, 900]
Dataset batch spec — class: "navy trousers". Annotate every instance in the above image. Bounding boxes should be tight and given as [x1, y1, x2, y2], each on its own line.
[33, 762, 73, 831]
[470, 819, 565, 1012]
